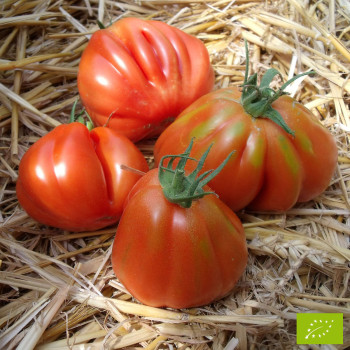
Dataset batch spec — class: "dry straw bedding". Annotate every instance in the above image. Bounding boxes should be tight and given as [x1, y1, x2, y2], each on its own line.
[0, 0, 349, 349]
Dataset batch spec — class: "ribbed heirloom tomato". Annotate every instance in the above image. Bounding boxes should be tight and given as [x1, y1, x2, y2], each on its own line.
[16, 122, 149, 232]
[112, 141, 248, 309]
[154, 47, 338, 212]
[78, 17, 214, 142]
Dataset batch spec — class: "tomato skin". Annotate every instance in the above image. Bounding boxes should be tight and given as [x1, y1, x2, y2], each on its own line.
[111, 169, 248, 309]
[77, 17, 214, 142]
[16, 123, 149, 231]
[154, 87, 338, 212]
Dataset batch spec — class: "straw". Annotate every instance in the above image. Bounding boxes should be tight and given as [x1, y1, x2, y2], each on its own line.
[0, 0, 349, 349]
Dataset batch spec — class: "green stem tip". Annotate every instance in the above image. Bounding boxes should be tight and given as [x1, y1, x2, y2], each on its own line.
[240, 40, 315, 136]
[158, 139, 234, 208]
[70, 100, 94, 131]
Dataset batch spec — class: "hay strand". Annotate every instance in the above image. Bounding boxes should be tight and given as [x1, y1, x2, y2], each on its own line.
[0, 0, 349, 349]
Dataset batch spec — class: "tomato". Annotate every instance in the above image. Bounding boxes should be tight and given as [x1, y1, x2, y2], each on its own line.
[16, 122, 149, 231]
[77, 17, 214, 142]
[154, 61, 338, 212]
[112, 142, 248, 308]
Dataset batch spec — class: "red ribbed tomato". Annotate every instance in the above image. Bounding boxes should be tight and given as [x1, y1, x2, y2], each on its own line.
[78, 17, 214, 142]
[112, 142, 248, 308]
[16, 122, 149, 231]
[154, 61, 338, 212]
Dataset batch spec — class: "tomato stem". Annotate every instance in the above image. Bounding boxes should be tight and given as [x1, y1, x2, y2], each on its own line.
[240, 40, 315, 136]
[159, 139, 234, 208]
[70, 100, 94, 131]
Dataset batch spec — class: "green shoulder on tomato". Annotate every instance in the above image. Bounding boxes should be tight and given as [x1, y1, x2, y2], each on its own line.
[154, 45, 338, 212]
[112, 141, 248, 308]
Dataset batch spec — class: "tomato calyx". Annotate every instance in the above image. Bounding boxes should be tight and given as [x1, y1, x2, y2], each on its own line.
[159, 139, 234, 208]
[70, 100, 94, 131]
[240, 41, 314, 136]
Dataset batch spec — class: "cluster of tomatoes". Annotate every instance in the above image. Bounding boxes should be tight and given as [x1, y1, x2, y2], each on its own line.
[16, 18, 338, 309]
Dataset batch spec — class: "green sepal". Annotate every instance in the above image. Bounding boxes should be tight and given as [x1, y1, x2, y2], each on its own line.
[159, 139, 234, 208]
[240, 40, 315, 136]
[264, 106, 295, 137]
[97, 20, 105, 29]
[260, 68, 282, 90]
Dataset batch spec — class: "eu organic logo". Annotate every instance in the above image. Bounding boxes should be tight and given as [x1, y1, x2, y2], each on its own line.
[297, 313, 343, 344]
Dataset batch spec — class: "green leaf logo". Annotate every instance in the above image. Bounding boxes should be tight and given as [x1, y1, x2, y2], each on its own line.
[297, 313, 343, 344]
[305, 318, 334, 340]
